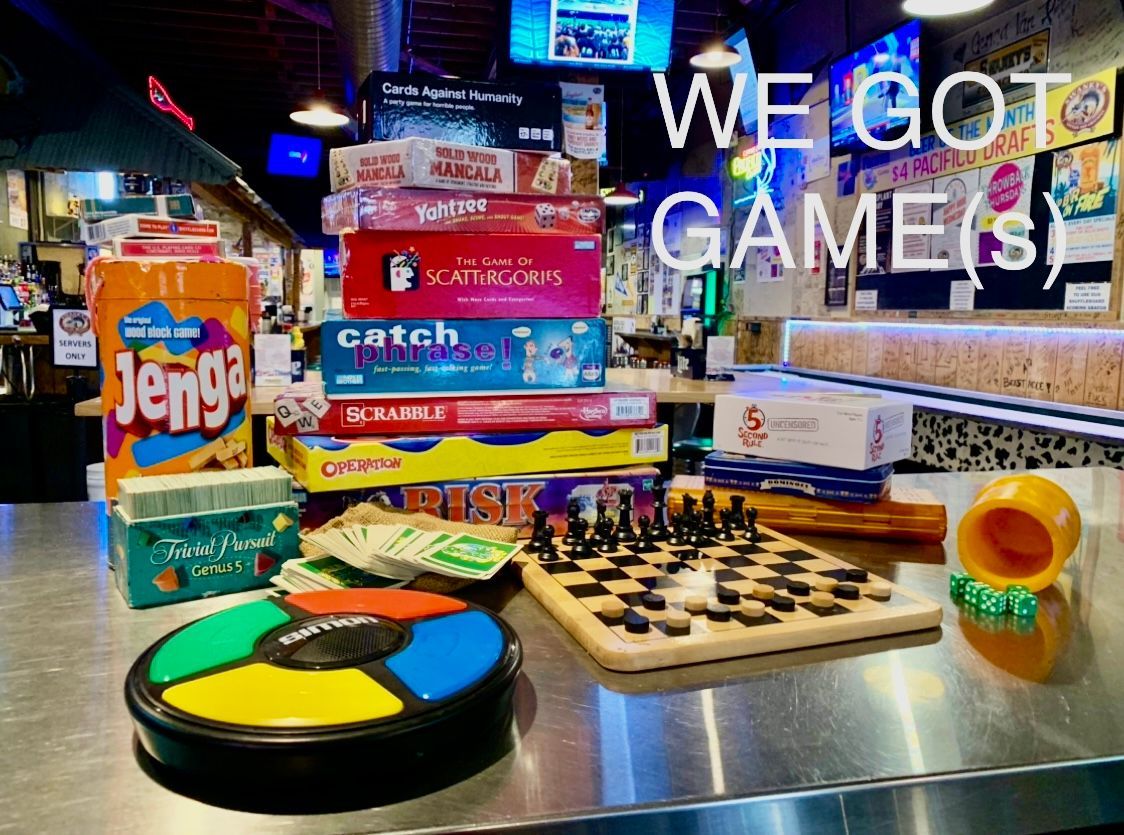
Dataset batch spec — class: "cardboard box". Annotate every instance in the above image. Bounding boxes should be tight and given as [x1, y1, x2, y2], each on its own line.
[273, 383, 656, 435]
[294, 467, 660, 536]
[322, 318, 607, 396]
[321, 188, 604, 235]
[267, 417, 667, 492]
[329, 137, 571, 194]
[340, 230, 601, 319]
[111, 237, 225, 259]
[79, 194, 198, 222]
[82, 215, 220, 244]
[110, 502, 298, 608]
[702, 451, 893, 503]
[713, 393, 913, 471]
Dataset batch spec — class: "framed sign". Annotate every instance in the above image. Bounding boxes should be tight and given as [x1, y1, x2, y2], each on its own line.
[51, 308, 97, 368]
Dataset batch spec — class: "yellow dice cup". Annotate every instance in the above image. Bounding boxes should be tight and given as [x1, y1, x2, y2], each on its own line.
[957, 474, 1081, 593]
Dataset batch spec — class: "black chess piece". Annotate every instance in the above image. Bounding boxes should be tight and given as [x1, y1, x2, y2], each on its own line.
[530, 509, 549, 542]
[616, 488, 637, 542]
[716, 509, 736, 542]
[728, 495, 748, 531]
[597, 527, 619, 554]
[566, 497, 581, 523]
[666, 512, 686, 546]
[681, 493, 697, 520]
[562, 504, 582, 546]
[537, 525, 559, 561]
[747, 506, 762, 543]
[571, 520, 593, 556]
[590, 501, 608, 544]
[701, 490, 720, 537]
[633, 515, 657, 553]
[525, 523, 547, 554]
[649, 479, 669, 541]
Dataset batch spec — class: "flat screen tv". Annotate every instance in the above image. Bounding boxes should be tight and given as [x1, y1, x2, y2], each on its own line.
[726, 29, 759, 134]
[266, 134, 323, 178]
[829, 19, 921, 154]
[509, 0, 675, 72]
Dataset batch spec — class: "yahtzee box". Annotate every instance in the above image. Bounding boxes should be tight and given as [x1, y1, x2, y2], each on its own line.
[713, 393, 912, 471]
[340, 230, 601, 319]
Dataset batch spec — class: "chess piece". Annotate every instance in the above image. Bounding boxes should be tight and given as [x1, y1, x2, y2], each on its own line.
[649, 478, 669, 541]
[525, 522, 547, 554]
[681, 493, 697, 520]
[716, 509, 736, 542]
[687, 512, 706, 547]
[529, 509, 549, 544]
[571, 520, 593, 557]
[728, 495, 748, 531]
[633, 515, 657, 553]
[667, 513, 686, 546]
[616, 488, 637, 543]
[747, 506, 762, 543]
[597, 527, 619, 554]
[537, 525, 559, 561]
[593, 500, 608, 538]
[562, 505, 582, 546]
[701, 490, 720, 537]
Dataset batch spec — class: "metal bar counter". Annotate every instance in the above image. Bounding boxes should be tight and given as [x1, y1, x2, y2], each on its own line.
[2, 468, 1123, 833]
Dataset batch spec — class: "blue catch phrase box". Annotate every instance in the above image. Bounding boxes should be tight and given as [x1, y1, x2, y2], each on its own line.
[321, 318, 607, 396]
[702, 452, 893, 504]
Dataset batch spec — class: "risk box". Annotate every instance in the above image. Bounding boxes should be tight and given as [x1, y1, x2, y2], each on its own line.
[713, 393, 913, 471]
[321, 188, 604, 235]
[340, 230, 601, 319]
[293, 467, 660, 536]
[267, 417, 668, 492]
[81, 215, 220, 244]
[329, 137, 572, 194]
[321, 318, 607, 396]
[273, 383, 656, 435]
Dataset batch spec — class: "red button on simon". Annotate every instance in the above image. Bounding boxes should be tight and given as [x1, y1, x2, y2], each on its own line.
[285, 589, 467, 619]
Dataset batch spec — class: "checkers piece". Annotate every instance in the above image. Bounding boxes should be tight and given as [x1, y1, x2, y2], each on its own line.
[846, 568, 869, 583]
[869, 581, 892, 600]
[740, 599, 766, 618]
[601, 599, 626, 621]
[624, 610, 650, 634]
[706, 602, 731, 622]
[642, 593, 666, 611]
[813, 576, 838, 593]
[835, 583, 860, 600]
[685, 594, 708, 613]
[786, 580, 811, 597]
[666, 609, 692, 631]
[771, 594, 796, 612]
[717, 586, 741, 605]
[810, 591, 835, 609]
[751, 583, 775, 601]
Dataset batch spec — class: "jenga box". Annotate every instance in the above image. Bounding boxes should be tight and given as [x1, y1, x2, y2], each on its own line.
[92, 259, 253, 504]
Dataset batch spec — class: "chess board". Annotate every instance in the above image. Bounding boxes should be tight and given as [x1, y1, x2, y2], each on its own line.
[515, 525, 943, 672]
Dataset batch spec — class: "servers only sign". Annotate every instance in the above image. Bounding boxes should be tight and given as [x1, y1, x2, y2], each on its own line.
[52, 308, 97, 368]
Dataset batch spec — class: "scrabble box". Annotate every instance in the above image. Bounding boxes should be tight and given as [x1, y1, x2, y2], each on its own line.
[329, 137, 572, 194]
[110, 502, 299, 608]
[702, 451, 893, 503]
[321, 188, 604, 235]
[81, 215, 220, 244]
[111, 237, 225, 259]
[267, 417, 667, 492]
[340, 230, 601, 319]
[80, 193, 198, 221]
[713, 393, 913, 471]
[273, 383, 656, 435]
[294, 467, 660, 536]
[321, 318, 607, 396]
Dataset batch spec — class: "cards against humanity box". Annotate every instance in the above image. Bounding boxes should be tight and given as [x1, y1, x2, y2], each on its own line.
[80, 193, 198, 221]
[340, 230, 601, 319]
[702, 451, 893, 503]
[713, 393, 913, 471]
[321, 188, 604, 235]
[294, 467, 660, 536]
[273, 382, 656, 435]
[360, 72, 562, 152]
[267, 417, 667, 491]
[321, 318, 607, 396]
[81, 215, 220, 244]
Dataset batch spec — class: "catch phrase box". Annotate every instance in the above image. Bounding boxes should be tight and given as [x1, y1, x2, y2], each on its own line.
[267, 418, 668, 492]
[294, 467, 660, 536]
[273, 383, 656, 435]
[340, 230, 601, 319]
[321, 318, 607, 396]
[321, 188, 604, 235]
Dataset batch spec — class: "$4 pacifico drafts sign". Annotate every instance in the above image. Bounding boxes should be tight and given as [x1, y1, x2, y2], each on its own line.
[92, 259, 253, 505]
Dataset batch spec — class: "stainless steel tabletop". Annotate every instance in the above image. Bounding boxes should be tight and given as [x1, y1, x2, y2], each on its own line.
[2, 468, 1123, 834]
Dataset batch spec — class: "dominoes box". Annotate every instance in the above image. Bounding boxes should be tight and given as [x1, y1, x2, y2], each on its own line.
[321, 318, 607, 396]
[293, 467, 660, 536]
[272, 383, 656, 435]
[702, 451, 893, 503]
[340, 230, 601, 319]
[267, 417, 667, 492]
[713, 393, 913, 471]
[321, 188, 604, 235]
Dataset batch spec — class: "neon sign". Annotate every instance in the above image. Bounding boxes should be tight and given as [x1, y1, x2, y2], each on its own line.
[730, 135, 776, 206]
[148, 76, 194, 131]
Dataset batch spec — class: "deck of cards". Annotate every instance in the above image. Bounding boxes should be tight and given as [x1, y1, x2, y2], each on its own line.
[299, 524, 522, 582]
[272, 555, 409, 593]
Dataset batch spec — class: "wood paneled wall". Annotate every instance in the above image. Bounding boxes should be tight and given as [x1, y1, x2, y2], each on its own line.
[735, 318, 784, 365]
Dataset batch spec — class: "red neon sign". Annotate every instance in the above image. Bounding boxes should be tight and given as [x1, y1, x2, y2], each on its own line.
[148, 75, 194, 131]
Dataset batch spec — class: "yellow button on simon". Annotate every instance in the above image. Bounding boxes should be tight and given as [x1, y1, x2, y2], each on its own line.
[163, 663, 404, 727]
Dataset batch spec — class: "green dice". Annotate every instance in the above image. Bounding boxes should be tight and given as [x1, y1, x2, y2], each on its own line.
[1007, 591, 1038, 619]
[964, 580, 989, 606]
[949, 572, 973, 600]
[978, 588, 1007, 616]
[1005, 584, 1031, 597]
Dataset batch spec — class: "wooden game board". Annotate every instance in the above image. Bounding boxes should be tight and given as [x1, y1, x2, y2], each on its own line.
[515, 525, 942, 672]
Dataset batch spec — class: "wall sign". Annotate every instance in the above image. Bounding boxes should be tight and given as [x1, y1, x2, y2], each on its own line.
[148, 76, 194, 131]
[51, 308, 97, 368]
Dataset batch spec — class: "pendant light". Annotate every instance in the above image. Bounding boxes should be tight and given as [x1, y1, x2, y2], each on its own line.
[290, 26, 350, 128]
[604, 86, 639, 207]
[690, 0, 740, 71]
[902, 0, 994, 15]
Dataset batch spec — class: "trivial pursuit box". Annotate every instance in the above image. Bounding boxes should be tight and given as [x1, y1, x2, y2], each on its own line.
[110, 502, 299, 608]
[341, 230, 601, 319]
[267, 418, 667, 492]
[321, 318, 606, 396]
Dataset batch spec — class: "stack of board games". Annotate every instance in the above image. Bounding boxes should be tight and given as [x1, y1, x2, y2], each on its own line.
[265, 135, 667, 547]
[79, 193, 225, 258]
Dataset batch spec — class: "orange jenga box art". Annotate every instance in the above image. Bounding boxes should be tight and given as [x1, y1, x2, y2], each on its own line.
[92, 259, 253, 503]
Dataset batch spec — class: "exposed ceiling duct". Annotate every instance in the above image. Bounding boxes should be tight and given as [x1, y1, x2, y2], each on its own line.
[326, 0, 403, 102]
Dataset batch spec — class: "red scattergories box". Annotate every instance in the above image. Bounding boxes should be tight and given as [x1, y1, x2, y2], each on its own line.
[341, 229, 601, 319]
[321, 188, 604, 236]
[272, 383, 657, 435]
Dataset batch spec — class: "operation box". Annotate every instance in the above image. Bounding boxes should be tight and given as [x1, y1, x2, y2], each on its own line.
[321, 318, 607, 396]
[321, 188, 604, 235]
[272, 383, 656, 435]
[340, 230, 601, 319]
[267, 417, 667, 492]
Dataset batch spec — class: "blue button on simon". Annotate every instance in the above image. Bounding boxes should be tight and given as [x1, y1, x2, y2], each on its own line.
[386, 611, 504, 701]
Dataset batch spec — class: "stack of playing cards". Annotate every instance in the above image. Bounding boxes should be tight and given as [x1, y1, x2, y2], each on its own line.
[299, 523, 522, 582]
[117, 467, 293, 520]
[272, 555, 409, 593]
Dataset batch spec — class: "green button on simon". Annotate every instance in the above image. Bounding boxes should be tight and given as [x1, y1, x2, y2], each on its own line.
[149, 600, 290, 684]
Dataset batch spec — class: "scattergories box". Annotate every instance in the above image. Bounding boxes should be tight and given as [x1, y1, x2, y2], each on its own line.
[713, 393, 913, 471]
[340, 230, 600, 319]
[321, 188, 604, 235]
[329, 137, 571, 194]
[273, 382, 656, 435]
[322, 318, 606, 396]
[80, 215, 220, 245]
[267, 417, 667, 492]
[293, 467, 660, 536]
[702, 451, 893, 503]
